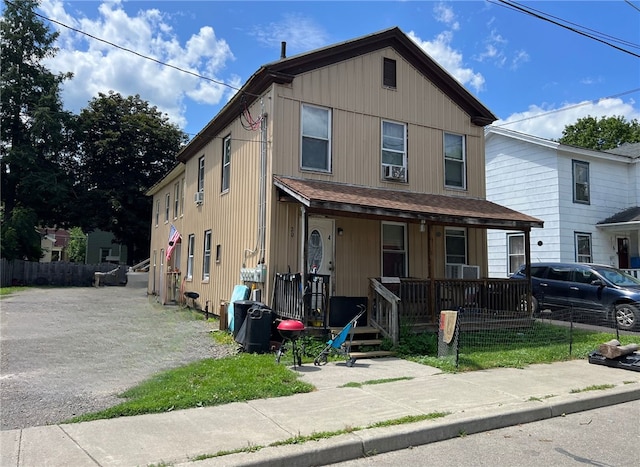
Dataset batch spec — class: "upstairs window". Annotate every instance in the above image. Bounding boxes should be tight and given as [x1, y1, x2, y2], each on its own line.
[301, 104, 331, 172]
[222, 135, 231, 192]
[573, 160, 590, 204]
[381, 120, 407, 182]
[197, 156, 205, 192]
[444, 133, 466, 189]
[173, 182, 180, 219]
[155, 200, 160, 226]
[164, 193, 170, 222]
[383, 58, 396, 88]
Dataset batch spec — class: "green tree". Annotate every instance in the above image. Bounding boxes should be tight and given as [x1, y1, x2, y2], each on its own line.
[67, 227, 86, 263]
[1, 0, 77, 259]
[0, 207, 42, 261]
[75, 92, 188, 263]
[558, 115, 640, 150]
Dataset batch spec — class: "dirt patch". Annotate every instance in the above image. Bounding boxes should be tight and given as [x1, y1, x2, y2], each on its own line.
[0, 286, 236, 430]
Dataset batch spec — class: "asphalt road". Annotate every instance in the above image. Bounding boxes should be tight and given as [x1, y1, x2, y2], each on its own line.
[330, 400, 640, 467]
[0, 285, 235, 430]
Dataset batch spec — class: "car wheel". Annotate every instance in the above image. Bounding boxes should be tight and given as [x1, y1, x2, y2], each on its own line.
[614, 303, 639, 330]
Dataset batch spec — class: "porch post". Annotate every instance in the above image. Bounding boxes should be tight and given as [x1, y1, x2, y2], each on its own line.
[300, 206, 308, 275]
[524, 229, 532, 313]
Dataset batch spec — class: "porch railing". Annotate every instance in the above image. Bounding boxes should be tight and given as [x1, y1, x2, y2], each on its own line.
[271, 272, 330, 326]
[368, 277, 531, 345]
[622, 268, 640, 279]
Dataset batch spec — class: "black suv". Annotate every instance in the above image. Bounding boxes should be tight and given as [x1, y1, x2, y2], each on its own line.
[511, 262, 640, 330]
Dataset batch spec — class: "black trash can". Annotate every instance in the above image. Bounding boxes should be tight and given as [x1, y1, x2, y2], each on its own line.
[233, 300, 260, 338]
[243, 304, 273, 354]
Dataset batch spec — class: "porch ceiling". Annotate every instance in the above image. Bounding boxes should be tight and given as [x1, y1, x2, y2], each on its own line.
[273, 176, 544, 230]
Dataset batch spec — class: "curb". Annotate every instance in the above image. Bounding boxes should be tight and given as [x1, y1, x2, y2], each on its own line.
[185, 385, 640, 467]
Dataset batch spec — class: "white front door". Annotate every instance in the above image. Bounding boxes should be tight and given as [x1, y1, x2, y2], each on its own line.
[307, 217, 335, 294]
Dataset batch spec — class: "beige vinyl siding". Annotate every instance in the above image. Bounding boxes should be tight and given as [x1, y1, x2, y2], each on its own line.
[271, 48, 485, 197]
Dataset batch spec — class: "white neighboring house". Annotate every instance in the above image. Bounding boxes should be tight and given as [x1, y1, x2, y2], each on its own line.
[485, 126, 640, 278]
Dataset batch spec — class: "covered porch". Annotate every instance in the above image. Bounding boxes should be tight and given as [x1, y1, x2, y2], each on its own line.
[270, 176, 543, 344]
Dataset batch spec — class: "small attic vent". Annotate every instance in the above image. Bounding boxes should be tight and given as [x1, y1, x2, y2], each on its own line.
[383, 58, 396, 88]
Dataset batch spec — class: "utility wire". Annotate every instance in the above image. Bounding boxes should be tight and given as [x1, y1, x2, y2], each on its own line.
[492, 0, 640, 58]
[494, 88, 640, 127]
[625, 0, 640, 14]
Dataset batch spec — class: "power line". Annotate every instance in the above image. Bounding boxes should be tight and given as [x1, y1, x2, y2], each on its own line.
[492, 0, 640, 58]
[495, 87, 640, 127]
[625, 1, 640, 14]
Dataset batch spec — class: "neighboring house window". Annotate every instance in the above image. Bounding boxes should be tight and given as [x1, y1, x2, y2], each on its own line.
[507, 233, 525, 275]
[186, 234, 195, 279]
[301, 104, 331, 172]
[445, 228, 467, 278]
[198, 156, 205, 192]
[203, 230, 212, 280]
[100, 248, 111, 263]
[444, 133, 466, 189]
[383, 57, 396, 88]
[155, 200, 160, 226]
[381, 120, 407, 181]
[222, 134, 231, 192]
[575, 232, 592, 263]
[382, 222, 407, 277]
[573, 160, 590, 204]
[180, 178, 185, 216]
[173, 182, 180, 219]
[165, 193, 170, 222]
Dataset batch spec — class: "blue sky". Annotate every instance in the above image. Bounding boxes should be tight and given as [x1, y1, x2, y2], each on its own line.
[28, 0, 640, 140]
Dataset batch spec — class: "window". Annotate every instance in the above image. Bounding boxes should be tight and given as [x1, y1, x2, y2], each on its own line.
[180, 178, 185, 215]
[186, 234, 195, 279]
[383, 57, 396, 88]
[165, 193, 170, 222]
[155, 200, 160, 226]
[100, 248, 112, 263]
[198, 156, 205, 192]
[203, 230, 212, 280]
[173, 182, 180, 219]
[216, 244, 221, 263]
[444, 133, 466, 189]
[573, 160, 589, 204]
[381, 120, 407, 181]
[222, 135, 231, 192]
[301, 104, 331, 172]
[507, 233, 525, 275]
[445, 228, 467, 277]
[382, 222, 407, 277]
[575, 232, 592, 262]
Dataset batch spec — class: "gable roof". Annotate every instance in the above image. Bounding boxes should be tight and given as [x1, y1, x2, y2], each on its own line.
[178, 27, 497, 163]
[274, 176, 543, 230]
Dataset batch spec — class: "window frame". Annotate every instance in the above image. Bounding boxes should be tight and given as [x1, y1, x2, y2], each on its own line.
[186, 234, 195, 280]
[381, 221, 407, 277]
[444, 132, 466, 189]
[575, 232, 592, 263]
[221, 134, 231, 193]
[507, 232, 525, 275]
[173, 182, 180, 219]
[572, 160, 590, 204]
[180, 177, 185, 216]
[381, 120, 407, 181]
[300, 103, 331, 172]
[155, 200, 160, 227]
[382, 57, 397, 89]
[445, 227, 468, 278]
[197, 155, 205, 193]
[164, 193, 170, 223]
[202, 230, 212, 281]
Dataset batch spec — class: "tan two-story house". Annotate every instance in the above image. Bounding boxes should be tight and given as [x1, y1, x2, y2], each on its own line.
[147, 27, 542, 342]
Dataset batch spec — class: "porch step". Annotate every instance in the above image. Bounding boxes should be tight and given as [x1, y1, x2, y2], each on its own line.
[349, 350, 395, 359]
[350, 339, 383, 347]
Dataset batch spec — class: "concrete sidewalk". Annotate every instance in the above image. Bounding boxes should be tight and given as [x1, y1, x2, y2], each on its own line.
[2, 358, 639, 467]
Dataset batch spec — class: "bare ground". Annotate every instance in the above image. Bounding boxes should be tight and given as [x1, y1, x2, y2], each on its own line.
[0, 285, 236, 430]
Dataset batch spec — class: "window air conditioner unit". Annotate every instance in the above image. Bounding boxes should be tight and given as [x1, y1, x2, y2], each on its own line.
[383, 164, 406, 181]
[194, 191, 204, 205]
[446, 264, 480, 279]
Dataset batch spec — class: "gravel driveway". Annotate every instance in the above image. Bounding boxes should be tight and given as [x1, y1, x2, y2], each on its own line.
[0, 285, 236, 430]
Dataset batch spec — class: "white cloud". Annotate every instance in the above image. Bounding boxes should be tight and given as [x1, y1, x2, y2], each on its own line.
[494, 97, 640, 140]
[408, 30, 485, 93]
[250, 13, 327, 55]
[433, 2, 459, 31]
[39, 0, 235, 129]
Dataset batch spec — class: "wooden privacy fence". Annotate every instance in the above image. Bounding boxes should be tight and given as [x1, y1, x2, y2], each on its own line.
[0, 259, 121, 287]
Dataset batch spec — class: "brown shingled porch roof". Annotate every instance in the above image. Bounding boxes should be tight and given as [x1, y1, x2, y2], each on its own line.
[274, 176, 543, 231]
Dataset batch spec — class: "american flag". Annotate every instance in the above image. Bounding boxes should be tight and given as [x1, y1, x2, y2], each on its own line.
[166, 224, 181, 260]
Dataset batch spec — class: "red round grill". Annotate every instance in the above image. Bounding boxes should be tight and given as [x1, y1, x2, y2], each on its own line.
[277, 319, 305, 340]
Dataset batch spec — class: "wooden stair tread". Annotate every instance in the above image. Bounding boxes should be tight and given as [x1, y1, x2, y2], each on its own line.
[350, 339, 383, 346]
[349, 350, 395, 359]
[329, 326, 378, 334]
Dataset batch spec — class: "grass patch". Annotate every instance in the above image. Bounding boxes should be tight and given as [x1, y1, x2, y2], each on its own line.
[65, 353, 314, 423]
[570, 384, 615, 393]
[0, 286, 28, 297]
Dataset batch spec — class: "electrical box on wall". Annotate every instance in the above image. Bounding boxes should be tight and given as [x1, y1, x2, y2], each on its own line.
[239, 264, 267, 283]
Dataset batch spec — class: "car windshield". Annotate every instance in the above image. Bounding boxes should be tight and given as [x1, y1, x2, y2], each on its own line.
[593, 267, 640, 286]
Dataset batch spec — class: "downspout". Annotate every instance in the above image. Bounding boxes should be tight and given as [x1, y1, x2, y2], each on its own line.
[259, 107, 267, 263]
